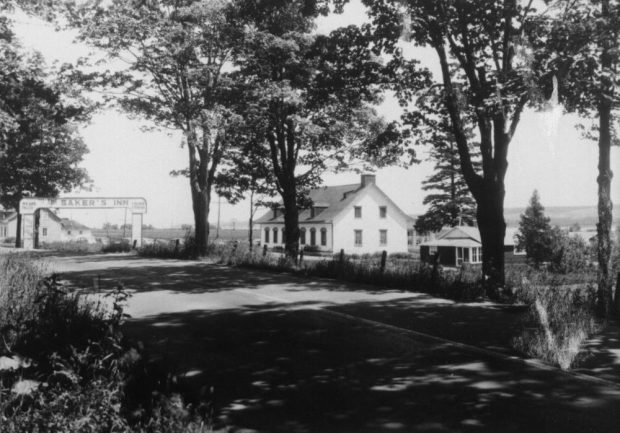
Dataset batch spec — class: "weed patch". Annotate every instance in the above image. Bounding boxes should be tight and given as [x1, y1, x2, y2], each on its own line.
[513, 282, 599, 370]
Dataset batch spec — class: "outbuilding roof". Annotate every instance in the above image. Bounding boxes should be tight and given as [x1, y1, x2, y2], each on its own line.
[421, 226, 519, 248]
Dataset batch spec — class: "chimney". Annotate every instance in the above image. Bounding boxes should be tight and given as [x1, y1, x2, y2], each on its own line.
[360, 174, 376, 187]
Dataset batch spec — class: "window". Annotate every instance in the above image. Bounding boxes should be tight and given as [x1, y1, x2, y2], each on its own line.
[300, 228, 306, 245]
[320, 228, 327, 246]
[354, 206, 362, 218]
[273, 227, 278, 244]
[79, 230, 83, 235]
[472, 247, 482, 263]
[310, 228, 316, 246]
[379, 229, 387, 246]
[354, 230, 362, 247]
[472, 247, 479, 263]
[407, 229, 414, 246]
[429, 246, 438, 254]
[265, 227, 270, 243]
[456, 247, 470, 265]
[42, 228, 47, 236]
[379, 206, 387, 218]
[67, 230, 72, 235]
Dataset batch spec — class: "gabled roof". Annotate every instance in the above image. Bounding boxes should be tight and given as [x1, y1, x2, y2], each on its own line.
[0, 212, 17, 224]
[60, 218, 90, 231]
[421, 226, 519, 247]
[256, 183, 360, 224]
[255, 179, 413, 225]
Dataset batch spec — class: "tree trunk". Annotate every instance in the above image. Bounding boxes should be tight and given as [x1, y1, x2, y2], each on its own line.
[596, 80, 613, 317]
[281, 179, 300, 261]
[191, 186, 211, 256]
[476, 181, 506, 297]
[597, 0, 615, 318]
[14, 213, 22, 248]
[248, 188, 255, 251]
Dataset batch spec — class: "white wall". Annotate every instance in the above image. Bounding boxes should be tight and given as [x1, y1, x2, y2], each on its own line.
[333, 186, 409, 254]
[0, 217, 17, 240]
[39, 210, 63, 243]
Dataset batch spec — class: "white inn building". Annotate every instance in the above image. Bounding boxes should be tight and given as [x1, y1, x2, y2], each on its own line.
[256, 175, 414, 254]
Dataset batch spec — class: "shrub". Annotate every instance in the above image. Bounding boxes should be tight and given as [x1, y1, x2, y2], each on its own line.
[513, 283, 599, 370]
[41, 240, 103, 253]
[102, 240, 133, 253]
[547, 228, 591, 274]
[303, 245, 320, 253]
[138, 232, 198, 259]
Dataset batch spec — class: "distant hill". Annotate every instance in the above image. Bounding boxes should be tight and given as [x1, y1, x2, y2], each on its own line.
[410, 205, 617, 229]
[504, 204, 618, 228]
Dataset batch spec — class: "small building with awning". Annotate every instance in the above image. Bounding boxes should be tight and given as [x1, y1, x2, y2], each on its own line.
[420, 226, 523, 267]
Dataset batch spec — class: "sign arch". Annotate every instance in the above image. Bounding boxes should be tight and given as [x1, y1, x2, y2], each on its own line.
[18, 197, 147, 249]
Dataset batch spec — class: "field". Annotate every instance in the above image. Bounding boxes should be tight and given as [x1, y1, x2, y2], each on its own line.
[92, 227, 258, 242]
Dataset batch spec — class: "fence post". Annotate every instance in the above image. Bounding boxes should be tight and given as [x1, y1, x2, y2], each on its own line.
[299, 250, 304, 266]
[615, 272, 620, 316]
[174, 239, 180, 257]
[431, 253, 440, 287]
[132, 239, 137, 249]
[339, 248, 345, 264]
[380, 250, 387, 274]
[263, 244, 268, 257]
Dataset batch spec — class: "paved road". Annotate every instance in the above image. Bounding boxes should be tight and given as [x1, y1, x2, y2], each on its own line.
[43, 253, 620, 432]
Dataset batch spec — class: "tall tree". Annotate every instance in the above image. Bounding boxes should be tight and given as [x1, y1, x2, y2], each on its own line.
[516, 190, 554, 267]
[231, 1, 407, 259]
[214, 124, 277, 248]
[530, 0, 619, 316]
[360, 0, 547, 293]
[409, 91, 479, 234]
[0, 19, 90, 246]
[72, 0, 243, 255]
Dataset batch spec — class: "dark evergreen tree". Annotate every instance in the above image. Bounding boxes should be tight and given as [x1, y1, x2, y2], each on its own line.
[412, 91, 479, 234]
[516, 190, 554, 267]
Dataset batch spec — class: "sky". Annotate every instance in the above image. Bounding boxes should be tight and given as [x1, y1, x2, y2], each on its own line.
[9, 1, 620, 229]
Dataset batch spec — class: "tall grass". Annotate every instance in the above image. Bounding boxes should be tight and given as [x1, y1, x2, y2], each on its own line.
[513, 282, 599, 370]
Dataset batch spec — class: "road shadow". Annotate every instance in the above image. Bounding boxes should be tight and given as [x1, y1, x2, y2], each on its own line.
[124, 304, 620, 433]
[328, 298, 528, 357]
[576, 321, 620, 383]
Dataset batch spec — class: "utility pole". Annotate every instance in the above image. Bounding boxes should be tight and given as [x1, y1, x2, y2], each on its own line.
[216, 195, 221, 239]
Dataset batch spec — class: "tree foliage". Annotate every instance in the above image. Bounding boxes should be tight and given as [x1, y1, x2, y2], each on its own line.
[516, 190, 554, 267]
[359, 0, 550, 292]
[0, 7, 90, 245]
[72, 0, 244, 255]
[528, 0, 619, 315]
[229, 0, 408, 258]
[0, 12, 89, 208]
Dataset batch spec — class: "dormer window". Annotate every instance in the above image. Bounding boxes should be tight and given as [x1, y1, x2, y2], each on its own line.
[354, 206, 362, 218]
